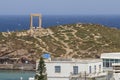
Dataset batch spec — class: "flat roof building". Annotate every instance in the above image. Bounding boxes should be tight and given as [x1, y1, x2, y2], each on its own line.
[36, 58, 107, 80]
[101, 52, 120, 71]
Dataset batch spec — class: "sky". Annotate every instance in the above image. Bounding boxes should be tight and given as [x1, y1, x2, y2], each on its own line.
[0, 0, 120, 15]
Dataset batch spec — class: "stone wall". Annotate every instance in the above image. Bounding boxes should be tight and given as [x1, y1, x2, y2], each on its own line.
[0, 64, 35, 70]
[0, 64, 13, 69]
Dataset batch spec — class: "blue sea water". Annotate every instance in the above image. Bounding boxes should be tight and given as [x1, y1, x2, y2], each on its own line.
[0, 15, 120, 32]
[0, 70, 35, 80]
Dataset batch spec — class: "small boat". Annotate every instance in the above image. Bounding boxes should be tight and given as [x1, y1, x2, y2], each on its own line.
[28, 77, 34, 80]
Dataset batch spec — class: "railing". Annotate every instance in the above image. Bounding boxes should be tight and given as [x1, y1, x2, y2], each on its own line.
[70, 71, 107, 78]
[87, 72, 107, 78]
[113, 67, 120, 70]
[70, 72, 88, 78]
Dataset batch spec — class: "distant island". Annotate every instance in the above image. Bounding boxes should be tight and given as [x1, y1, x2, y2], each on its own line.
[0, 23, 120, 63]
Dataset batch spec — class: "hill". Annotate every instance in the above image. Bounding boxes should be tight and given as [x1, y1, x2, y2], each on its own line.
[0, 23, 120, 61]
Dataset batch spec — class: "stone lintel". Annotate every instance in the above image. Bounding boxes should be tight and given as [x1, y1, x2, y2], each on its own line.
[30, 14, 41, 17]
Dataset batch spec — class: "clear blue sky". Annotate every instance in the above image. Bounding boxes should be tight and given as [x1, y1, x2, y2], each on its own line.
[0, 0, 120, 15]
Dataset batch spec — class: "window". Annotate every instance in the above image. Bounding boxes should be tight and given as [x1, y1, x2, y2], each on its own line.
[55, 66, 61, 73]
[110, 59, 114, 62]
[89, 66, 92, 73]
[118, 59, 120, 63]
[73, 66, 78, 75]
[104, 59, 110, 67]
[106, 59, 109, 62]
[94, 65, 96, 73]
[99, 65, 101, 72]
[115, 59, 119, 63]
[103, 61, 106, 67]
[110, 59, 115, 67]
[103, 59, 120, 68]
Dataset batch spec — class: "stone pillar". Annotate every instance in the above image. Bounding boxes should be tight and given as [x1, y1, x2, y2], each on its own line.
[39, 16, 41, 28]
[30, 15, 33, 29]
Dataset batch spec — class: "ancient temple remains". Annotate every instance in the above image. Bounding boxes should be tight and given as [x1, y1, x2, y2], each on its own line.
[30, 14, 42, 29]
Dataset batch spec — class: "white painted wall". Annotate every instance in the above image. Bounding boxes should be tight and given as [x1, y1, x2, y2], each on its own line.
[87, 61, 103, 73]
[101, 52, 120, 59]
[43, 60, 103, 80]
[46, 62, 87, 77]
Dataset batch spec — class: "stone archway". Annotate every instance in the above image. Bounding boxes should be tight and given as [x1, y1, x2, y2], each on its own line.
[30, 14, 42, 29]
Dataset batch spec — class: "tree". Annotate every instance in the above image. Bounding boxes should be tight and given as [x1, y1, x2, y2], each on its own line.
[35, 57, 47, 80]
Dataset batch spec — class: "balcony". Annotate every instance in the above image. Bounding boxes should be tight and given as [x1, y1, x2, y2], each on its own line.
[70, 71, 107, 79]
[87, 72, 107, 78]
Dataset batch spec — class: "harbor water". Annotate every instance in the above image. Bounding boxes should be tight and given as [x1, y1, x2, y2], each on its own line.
[0, 70, 35, 80]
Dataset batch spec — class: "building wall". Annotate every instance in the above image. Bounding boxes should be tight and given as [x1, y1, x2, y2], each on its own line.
[45, 61, 103, 80]
[36, 59, 103, 80]
[87, 62, 103, 73]
[101, 53, 120, 71]
[46, 62, 86, 80]
[46, 62, 85, 77]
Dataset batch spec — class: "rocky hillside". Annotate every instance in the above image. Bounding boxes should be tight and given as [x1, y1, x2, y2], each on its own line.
[0, 23, 120, 61]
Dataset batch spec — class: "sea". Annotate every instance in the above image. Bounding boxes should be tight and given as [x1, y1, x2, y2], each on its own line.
[0, 70, 35, 80]
[0, 15, 120, 32]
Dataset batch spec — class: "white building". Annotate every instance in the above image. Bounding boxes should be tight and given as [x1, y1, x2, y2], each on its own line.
[112, 63, 120, 80]
[101, 52, 120, 71]
[37, 58, 107, 80]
